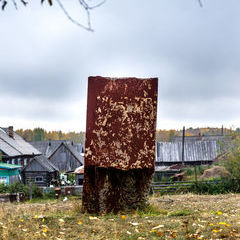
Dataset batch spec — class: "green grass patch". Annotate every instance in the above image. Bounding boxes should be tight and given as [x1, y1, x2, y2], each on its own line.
[169, 209, 193, 217]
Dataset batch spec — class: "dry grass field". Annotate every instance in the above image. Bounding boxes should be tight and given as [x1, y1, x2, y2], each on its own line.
[0, 194, 240, 240]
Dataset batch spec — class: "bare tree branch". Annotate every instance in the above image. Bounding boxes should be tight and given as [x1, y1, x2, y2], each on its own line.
[1, 0, 8, 10]
[55, 0, 94, 31]
[198, 0, 203, 7]
[11, 0, 18, 9]
[1, 0, 105, 31]
[20, 0, 27, 6]
[87, 0, 106, 10]
[78, 0, 92, 30]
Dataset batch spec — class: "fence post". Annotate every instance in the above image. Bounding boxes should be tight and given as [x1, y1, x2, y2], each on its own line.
[194, 165, 198, 183]
[182, 126, 185, 166]
[29, 182, 32, 200]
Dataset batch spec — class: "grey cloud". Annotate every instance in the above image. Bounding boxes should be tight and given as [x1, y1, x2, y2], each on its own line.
[1, 0, 240, 130]
[0, 66, 75, 100]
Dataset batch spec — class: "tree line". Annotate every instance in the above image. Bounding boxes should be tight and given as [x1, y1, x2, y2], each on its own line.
[16, 128, 85, 143]
[156, 127, 233, 142]
[16, 127, 233, 144]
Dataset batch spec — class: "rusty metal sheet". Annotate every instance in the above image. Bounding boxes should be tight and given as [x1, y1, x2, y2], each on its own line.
[84, 76, 158, 170]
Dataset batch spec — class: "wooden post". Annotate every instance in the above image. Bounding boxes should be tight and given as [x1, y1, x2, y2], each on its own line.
[29, 182, 32, 200]
[194, 165, 197, 183]
[221, 125, 224, 136]
[182, 126, 185, 166]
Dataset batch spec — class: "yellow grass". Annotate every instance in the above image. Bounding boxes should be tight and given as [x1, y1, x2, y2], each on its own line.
[0, 194, 240, 239]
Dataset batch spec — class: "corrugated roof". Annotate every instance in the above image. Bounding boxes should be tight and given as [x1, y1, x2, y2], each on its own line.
[0, 127, 41, 157]
[156, 140, 219, 163]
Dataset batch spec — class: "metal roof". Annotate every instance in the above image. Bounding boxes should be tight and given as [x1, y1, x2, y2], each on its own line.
[0, 163, 22, 170]
[156, 140, 219, 163]
[0, 127, 41, 157]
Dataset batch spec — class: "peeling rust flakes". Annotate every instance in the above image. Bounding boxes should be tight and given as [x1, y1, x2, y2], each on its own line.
[85, 77, 158, 170]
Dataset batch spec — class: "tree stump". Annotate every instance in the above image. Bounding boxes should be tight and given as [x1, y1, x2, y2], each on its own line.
[82, 77, 158, 214]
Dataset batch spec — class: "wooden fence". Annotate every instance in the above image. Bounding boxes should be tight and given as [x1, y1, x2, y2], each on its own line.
[41, 179, 240, 197]
[151, 179, 237, 194]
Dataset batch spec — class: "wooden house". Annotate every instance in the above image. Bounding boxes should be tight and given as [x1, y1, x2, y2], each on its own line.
[0, 163, 22, 185]
[30, 140, 84, 172]
[0, 126, 41, 167]
[22, 155, 59, 187]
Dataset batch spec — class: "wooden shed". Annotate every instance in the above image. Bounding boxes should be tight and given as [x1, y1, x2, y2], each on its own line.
[22, 155, 59, 187]
[0, 163, 22, 185]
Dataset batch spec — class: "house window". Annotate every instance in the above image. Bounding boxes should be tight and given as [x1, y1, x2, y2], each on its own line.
[12, 159, 15, 164]
[0, 177, 8, 184]
[35, 176, 43, 183]
[18, 158, 21, 165]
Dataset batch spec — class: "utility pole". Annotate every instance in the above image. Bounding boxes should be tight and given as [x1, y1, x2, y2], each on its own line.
[182, 126, 185, 166]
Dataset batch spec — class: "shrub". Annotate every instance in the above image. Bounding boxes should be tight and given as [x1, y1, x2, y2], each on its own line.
[0, 182, 45, 199]
[0, 182, 29, 195]
[31, 184, 43, 198]
[43, 188, 55, 199]
[8, 182, 29, 196]
[191, 179, 240, 194]
[219, 135, 240, 179]
[0, 183, 9, 193]
[185, 167, 193, 176]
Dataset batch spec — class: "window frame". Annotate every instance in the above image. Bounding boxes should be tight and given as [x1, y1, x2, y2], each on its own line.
[35, 176, 44, 183]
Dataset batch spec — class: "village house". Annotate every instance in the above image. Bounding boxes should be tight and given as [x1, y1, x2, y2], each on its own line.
[0, 126, 41, 167]
[21, 155, 59, 187]
[30, 140, 84, 172]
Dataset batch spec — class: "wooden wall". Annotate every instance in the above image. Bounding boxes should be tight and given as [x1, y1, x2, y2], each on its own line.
[50, 144, 81, 172]
[22, 171, 55, 187]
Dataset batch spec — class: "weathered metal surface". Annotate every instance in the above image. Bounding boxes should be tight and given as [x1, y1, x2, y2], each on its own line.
[156, 140, 219, 163]
[82, 77, 158, 213]
[84, 76, 158, 170]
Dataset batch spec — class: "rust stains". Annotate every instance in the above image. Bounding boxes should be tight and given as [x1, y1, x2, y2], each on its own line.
[84, 76, 158, 170]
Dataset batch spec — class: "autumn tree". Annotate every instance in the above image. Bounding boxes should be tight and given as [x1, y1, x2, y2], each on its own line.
[33, 128, 46, 141]
[16, 128, 85, 143]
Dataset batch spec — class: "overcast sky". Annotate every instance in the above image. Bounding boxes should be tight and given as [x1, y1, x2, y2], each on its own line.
[0, 0, 239, 132]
